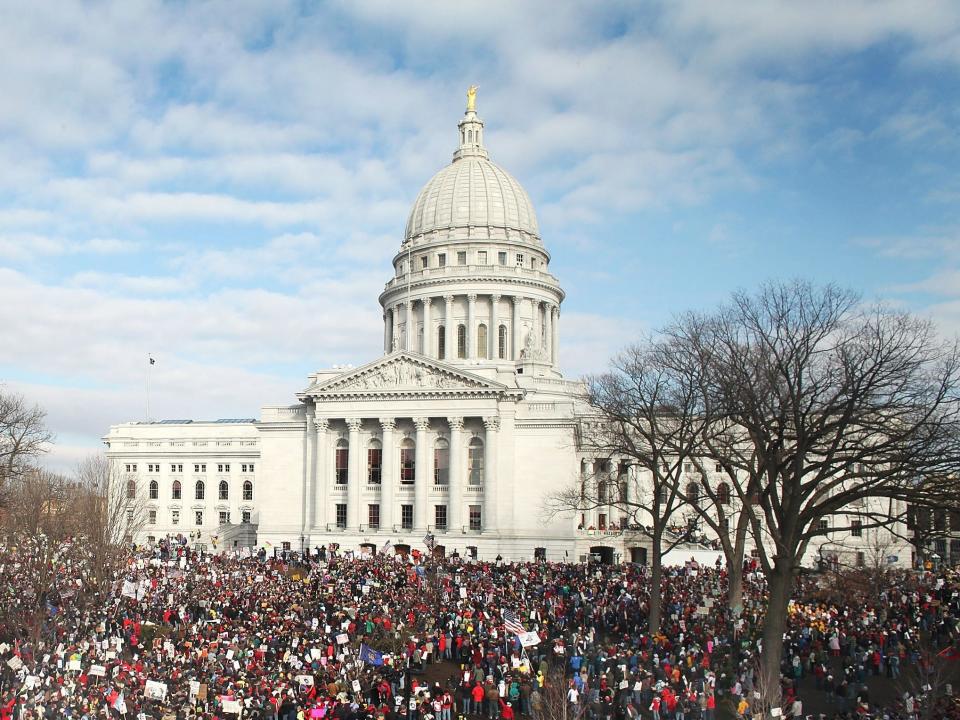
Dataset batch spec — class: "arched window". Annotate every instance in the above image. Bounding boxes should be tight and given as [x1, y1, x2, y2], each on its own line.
[219, 480, 229, 500]
[195, 480, 205, 500]
[368, 439, 382, 484]
[468, 436, 484, 485]
[126, 479, 136, 499]
[434, 438, 449, 485]
[242, 481, 253, 501]
[498, 324, 508, 359]
[417, 326, 424, 354]
[335, 438, 348, 484]
[457, 324, 467, 358]
[717, 482, 731, 505]
[400, 437, 415, 485]
[477, 323, 488, 359]
[686, 482, 700, 503]
[172, 480, 182, 500]
[148, 480, 158, 500]
[437, 325, 446, 359]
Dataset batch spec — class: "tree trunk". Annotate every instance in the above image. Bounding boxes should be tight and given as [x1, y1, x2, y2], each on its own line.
[727, 561, 743, 614]
[759, 558, 793, 711]
[726, 516, 748, 613]
[649, 531, 663, 636]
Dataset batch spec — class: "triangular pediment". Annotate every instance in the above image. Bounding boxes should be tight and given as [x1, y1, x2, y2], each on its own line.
[303, 352, 510, 397]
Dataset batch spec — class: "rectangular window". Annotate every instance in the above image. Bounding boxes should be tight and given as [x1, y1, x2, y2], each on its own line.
[851, 520, 863, 537]
[195, 511, 203, 526]
[478, 251, 487, 265]
[498, 251, 507, 265]
[171, 510, 180, 525]
[435, 505, 448, 530]
[219, 511, 229, 525]
[818, 518, 829, 531]
[368, 448, 382, 484]
[457, 251, 467, 265]
[469, 505, 482, 531]
[336, 504, 347, 528]
[531, 258, 538, 270]
[242, 510, 251, 524]
[282, 541, 291, 551]
[434, 447, 449, 485]
[194, 464, 206, 473]
[598, 513, 607, 530]
[217, 463, 230, 473]
[715, 463, 722, 472]
[335, 448, 349, 484]
[171, 464, 183, 473]
[148, 509, 157, 525]
[684, 463, 693, 473]
[438, 253, 446, 267]
[420, 256, 428, 269]
[125, 464, 137, 473]
[401, 504, 414, 530]
[368, 504, 380, 529]
[400, 448, 415, 484]
[515, 253, 524, 266]
[856, 551, 865, 567]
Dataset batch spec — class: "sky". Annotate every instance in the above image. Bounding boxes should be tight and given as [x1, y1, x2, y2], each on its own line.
[1, 0, 959, 472]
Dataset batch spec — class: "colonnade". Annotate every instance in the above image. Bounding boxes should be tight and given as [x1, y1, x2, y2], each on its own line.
[306, 415, 500, 536]
[383, 293, 560, 363]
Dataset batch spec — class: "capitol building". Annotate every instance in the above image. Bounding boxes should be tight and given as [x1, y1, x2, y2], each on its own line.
[105, 93, 910, 568]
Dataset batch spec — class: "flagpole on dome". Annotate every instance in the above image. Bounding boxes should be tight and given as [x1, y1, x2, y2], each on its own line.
[145, 354, 155, 421]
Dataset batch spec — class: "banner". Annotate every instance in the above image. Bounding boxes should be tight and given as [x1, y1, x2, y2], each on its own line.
[145, 680, 168, 700]
[516, 631, 541, 647]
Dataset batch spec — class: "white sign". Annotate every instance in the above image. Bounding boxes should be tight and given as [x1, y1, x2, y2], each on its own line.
[352, 679, 362, 694]
[89, 665, 106, 677]
[222, 699, 242, 714]
[189, 680, 201, 698]
[68, 659, 81, 671]
[517, 631, 541, 648]
[336, 633, 349, 645]
[145, 680, 168, 700]
[6, 657, 22, 671]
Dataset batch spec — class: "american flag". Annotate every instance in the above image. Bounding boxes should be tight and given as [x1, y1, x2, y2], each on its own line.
[502, 608, 525, 634]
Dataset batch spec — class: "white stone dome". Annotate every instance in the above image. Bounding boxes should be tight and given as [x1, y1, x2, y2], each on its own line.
[404, 154, 540, 241]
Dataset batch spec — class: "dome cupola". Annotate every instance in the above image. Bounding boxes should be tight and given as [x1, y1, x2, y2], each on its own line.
[380, 89, 564, 376]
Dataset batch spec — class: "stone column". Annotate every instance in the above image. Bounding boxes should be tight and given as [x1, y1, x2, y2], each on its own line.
[552, 305, 560, 365]
[346, 418, 362, 528]
[305, 410, 316, 531]
[544, 303, 554, 362]
[313, 417, 329, 529]
[511, 296, 521, 360]
[444, 295, 455, 361]
[448, 417, 464, 530]
[489, 294, 500, 359]
[467, 294, 477, 359]
[414, 418, 430, 530]
[483, 417, 499, 532]
[379, 418, 395, 531]
[383, 310, 391, 354]
[422, 298, 432, 357]
[392, 305, 401, 353]
[404, 301, 413, 352]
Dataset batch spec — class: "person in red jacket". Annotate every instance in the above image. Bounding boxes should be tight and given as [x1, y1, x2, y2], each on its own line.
[498, 699, 515, 720]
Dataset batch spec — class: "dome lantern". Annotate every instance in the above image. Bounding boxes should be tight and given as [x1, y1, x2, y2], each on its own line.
[454, 85, 488, 161]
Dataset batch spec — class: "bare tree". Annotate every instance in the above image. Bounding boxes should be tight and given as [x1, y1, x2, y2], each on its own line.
[0, 388, 53, 494]
[73, 453, 145, 590]
[665, 281, 960, 708]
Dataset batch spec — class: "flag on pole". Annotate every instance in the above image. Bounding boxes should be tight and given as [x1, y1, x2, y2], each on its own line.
[358, 643, 384, 666]
[423, 533, 435, 550]
[381, 539, 392, 554]
[502, 608, 525, 634]
[149, 356, 155, 365]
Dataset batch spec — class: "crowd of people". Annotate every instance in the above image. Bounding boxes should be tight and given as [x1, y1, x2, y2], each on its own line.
[0, 534, 957, 720]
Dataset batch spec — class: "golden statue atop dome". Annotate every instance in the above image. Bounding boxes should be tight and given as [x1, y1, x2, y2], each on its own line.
[466, 85, 478, 112]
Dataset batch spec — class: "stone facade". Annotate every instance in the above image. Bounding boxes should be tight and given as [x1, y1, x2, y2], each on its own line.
[104, 97, 912, 568]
